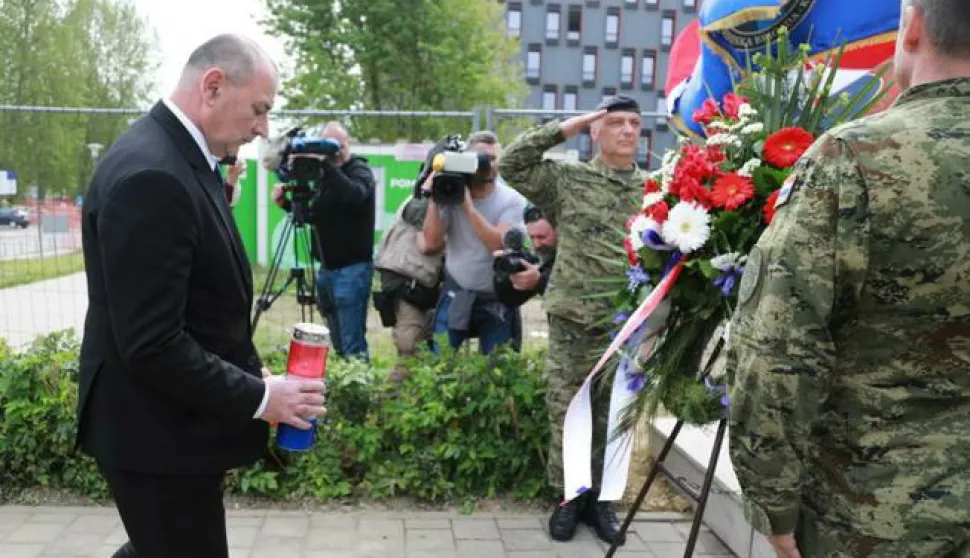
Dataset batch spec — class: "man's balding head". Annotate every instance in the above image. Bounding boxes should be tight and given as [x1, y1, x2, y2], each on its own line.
[170, 34, 279, 159]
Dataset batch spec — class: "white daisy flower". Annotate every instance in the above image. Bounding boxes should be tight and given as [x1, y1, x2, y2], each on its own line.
[661, 202, 711, 253]
[738, 158, 762, 177]
[628, 214, 652, 251]
[705, 121, 732, 131]
[706, 133, 743, 148]
[739, 122, 764, 136]
[642, 192, 665, 209]
[738, 103, 758, 121]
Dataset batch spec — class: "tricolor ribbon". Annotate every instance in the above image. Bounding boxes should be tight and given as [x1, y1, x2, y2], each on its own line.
[562, 260, 685, 503]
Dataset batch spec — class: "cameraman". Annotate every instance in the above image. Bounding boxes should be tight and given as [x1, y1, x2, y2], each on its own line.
[272, 121, 376, 361]
[493, 204, 558, 350]
[418, 131, 528, 354]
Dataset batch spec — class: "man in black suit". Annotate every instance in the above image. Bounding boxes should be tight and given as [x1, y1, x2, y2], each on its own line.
[76, 34, 327, 558]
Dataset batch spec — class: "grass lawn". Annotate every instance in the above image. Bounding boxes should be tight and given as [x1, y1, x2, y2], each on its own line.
[0, 252, 85, 289]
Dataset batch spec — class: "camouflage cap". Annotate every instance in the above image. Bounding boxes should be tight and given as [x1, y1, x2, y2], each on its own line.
[595, 94, 640, 114]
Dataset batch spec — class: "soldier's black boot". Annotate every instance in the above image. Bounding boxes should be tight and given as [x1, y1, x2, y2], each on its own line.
[581, 497, 626, 546]
[548, 493, 586, 541]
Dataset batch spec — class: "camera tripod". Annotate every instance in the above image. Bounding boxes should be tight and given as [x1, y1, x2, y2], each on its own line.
[251, 190, 338, 340]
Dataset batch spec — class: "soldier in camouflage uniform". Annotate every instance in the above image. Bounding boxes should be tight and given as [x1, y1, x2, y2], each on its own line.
[728, 1, 970, 556]
[499, 96, 647, 545]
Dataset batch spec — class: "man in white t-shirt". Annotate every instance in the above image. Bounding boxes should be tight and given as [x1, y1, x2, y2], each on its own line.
[418, 131, 527, 353]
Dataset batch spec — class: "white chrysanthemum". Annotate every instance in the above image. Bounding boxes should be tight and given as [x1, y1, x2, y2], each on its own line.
[706, 133, 743, 148]
[706, 121, 731, 131]
[739, 122, 764, 136]
[660, 150, 680, 192]
[629, 214, 659, 251]
[642, 192, 665, 209]
[661, 202, 711, 253]
[738, 103, 758, 121]
[710, 252, 746, 270]
[738, 158, 762, 177]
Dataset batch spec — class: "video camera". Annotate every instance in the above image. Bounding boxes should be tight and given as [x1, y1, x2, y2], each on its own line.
[417, 134, 493, 206]
[493, 228, 541, 284]
[261, 127, 342, 188]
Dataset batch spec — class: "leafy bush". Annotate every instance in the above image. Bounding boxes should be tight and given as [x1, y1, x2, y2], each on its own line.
[0, 331, 552, 506]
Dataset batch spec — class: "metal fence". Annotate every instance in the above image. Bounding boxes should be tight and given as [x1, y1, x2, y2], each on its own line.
[2, 104, 657, 351]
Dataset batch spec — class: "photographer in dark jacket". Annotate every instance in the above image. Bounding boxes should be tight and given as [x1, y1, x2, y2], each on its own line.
[273, 121, 376, 361]
[494, 203, 558, 351]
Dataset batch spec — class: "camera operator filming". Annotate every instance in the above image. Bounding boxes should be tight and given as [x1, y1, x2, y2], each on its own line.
[418, 131, 528, 354]
[265, 122, 376, 361]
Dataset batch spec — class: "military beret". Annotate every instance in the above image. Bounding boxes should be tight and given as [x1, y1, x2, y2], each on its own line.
[596, 94, 641, 114]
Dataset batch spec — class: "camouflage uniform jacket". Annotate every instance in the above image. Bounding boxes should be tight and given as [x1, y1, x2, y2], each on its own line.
[727, 78, 970, 539]
[498, 121, 647, 327]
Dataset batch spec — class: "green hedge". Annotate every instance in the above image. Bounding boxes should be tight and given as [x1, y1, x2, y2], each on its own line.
[0, 331, 553, 506]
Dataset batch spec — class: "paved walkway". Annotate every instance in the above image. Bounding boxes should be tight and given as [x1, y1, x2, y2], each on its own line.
[0, 505, 735, 558]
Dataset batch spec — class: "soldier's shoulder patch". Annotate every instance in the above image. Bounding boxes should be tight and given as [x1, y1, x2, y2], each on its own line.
[774, 172, 799, 209]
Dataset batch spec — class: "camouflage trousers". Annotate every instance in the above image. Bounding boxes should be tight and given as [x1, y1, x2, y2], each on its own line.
[545, 314, 610, 494]
[795, 505, 970, 557]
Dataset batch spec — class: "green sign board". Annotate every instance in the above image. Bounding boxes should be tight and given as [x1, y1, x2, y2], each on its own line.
[228, 145, 427, 270]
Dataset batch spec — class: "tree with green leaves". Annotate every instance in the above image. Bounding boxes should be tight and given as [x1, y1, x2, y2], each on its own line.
[262, 0, 528, 142]
[0, 0, 159, 200]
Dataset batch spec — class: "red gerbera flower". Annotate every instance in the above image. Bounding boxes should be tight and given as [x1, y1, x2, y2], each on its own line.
[763, 127, 815, 168]
[763, 190, 780, 224]
[644, 179, 661, 195]
[645, 200, 670, 223]
[711, 172, 755, 211]
[623, 236, 638, 266]
[673, 174, 713, 209]
[692, 98, 721, 125]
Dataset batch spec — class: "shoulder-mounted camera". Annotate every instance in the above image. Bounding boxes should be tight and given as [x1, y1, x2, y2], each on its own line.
[261, 127, 342, 188]
[417, 134, 493, 206]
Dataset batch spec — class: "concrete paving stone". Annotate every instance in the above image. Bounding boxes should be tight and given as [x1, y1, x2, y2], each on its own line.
[26, 513, 77, 526]
[501, 529, 554, 551]
[456, 539, 506, 555]
[609, 552, 656, 558]
[228, 549, 251, 558]
[100, 525, 128, 546]
[505, 552, 557, 558]
[252, 534, 305, 551]
[672, 521, 711, 539]
[635, 511, 693, 522]
[646, 542, 689, 558]
[0, 512, 28, 528]
[309, 514, 357, 530]
[406, 551, 458, 558]
[406, 519, 451, 530]
[302, 552, 355, 558]
[265, 510, 314, 518]
[226, 509, 268, 518]
[228, 526, 259, 548]
[306, 528, 359, 550]
[550, 539, 605, 557]
[227, 516, 266, 528]
[5, 522, 66, 544]
[406, 529, 454, 551]
[249, 548, 303, 558]
[65, 515, 119, 535]
[496, 517, 543, 530]
[451, 518, 500, 540]
[355, 537, 405, 555]
[87, 545, 121, 558]
[261, 516, 310, 538]
[357, 519, 405, 540]
[635, 522, 685, 543]
[614, 532, 649, 551]
[0, 543, 45, 558]
[42, 532, 106, 555]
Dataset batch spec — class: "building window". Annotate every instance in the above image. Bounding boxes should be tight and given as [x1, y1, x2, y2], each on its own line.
[656, 95, 668, 128]
[644, 0, 659, 8]
[546, 4, 561, 41]
[621, 49, 635, 88]
[563, 86, 578, 112]
[637, 129, 653, 168]
[578, 133, 593, 161]
[605, 7, 620, 46]
[585, 0, 600, 7]
[567, 5, 582, 43]
[661, 10, 676, 49]
[527, 44, 542, 82]
[582, 46, 597, 85]
[641, 49, 656, 89]
[624, 0, 638, 7]
[542, 85, 558, 111]
[601, 86, 617, 104]
[684, 0, 697, 10]
[507, 3, 522, 38]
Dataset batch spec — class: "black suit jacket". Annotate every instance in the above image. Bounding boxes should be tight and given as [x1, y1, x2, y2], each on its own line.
[76, 101, 268, 476]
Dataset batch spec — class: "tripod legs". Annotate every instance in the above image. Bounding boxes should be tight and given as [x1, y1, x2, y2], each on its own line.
[604, 418, 728, 558]
[251, 215, 321, 332]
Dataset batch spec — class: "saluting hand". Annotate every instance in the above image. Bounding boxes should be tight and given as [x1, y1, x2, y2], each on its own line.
[560, 109, 607, 138]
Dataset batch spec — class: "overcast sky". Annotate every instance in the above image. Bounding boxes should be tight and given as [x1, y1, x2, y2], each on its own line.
[125, 0, 290, 101]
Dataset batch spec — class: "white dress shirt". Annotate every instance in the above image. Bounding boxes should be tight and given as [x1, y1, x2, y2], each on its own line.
[161, 98, 270, 420]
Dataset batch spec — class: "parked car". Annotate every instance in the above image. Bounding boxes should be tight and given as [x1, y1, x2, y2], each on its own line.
[0, 207, 29, 228]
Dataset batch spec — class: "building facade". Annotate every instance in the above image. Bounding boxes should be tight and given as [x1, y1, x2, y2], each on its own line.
[502, 0, 700, 169]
